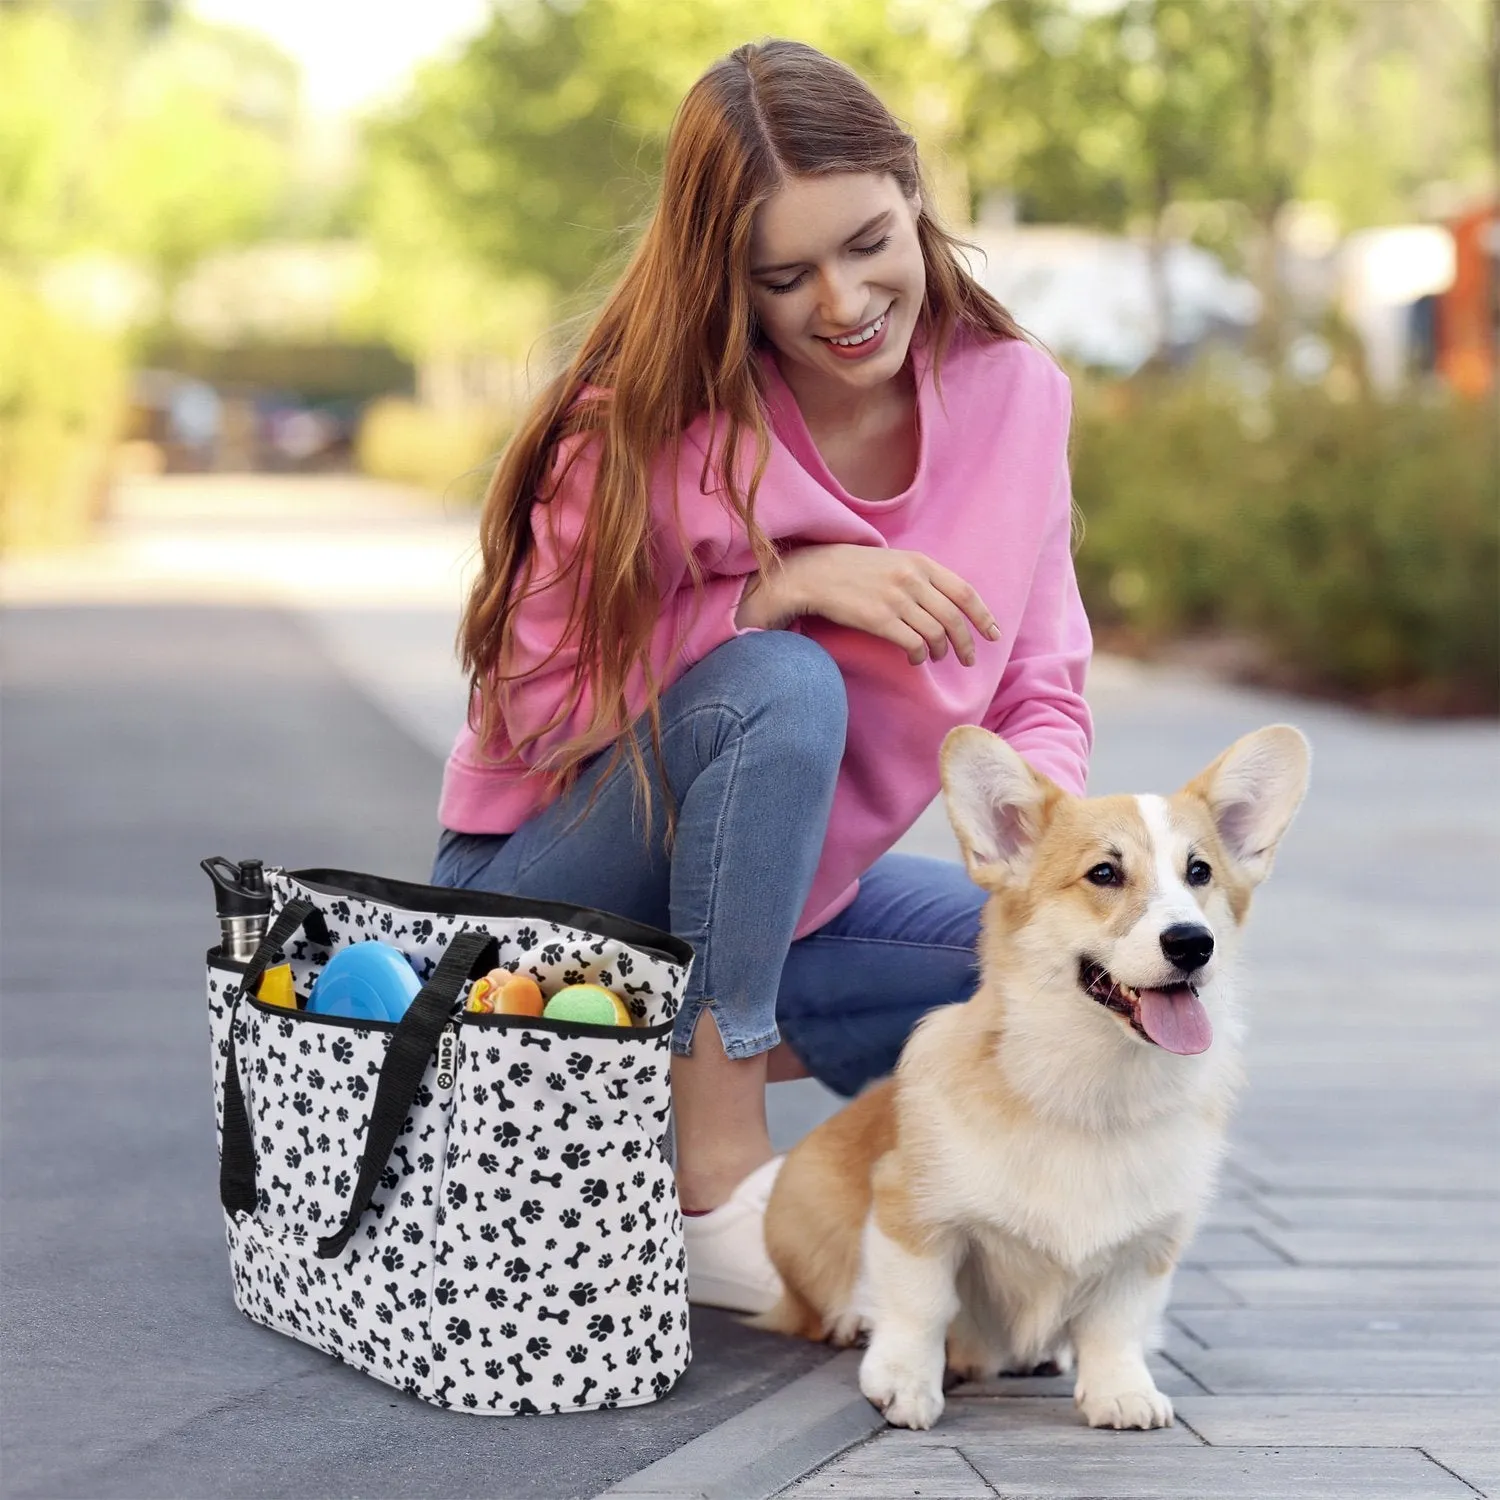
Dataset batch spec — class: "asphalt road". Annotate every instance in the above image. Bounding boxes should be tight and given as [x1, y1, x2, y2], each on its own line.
[0, 605, 832, 1500]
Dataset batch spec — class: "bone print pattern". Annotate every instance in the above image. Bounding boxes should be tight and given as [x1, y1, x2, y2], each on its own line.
[209, 961, 467, 1399]
[205, 872, 691, 1414]
[433, 1020, 688, 1411]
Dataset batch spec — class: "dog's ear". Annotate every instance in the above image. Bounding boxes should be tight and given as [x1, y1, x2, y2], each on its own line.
[1185, 725, 1310, 884]
[940, 726, 1061, 890]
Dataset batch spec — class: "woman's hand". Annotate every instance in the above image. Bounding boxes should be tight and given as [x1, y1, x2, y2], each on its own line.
[736, 544, 1001, 666]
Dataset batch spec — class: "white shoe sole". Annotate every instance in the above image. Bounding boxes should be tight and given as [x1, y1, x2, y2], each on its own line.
[685, 1268, 782, 1316]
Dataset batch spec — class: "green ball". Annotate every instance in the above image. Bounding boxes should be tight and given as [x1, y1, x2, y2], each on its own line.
[542, 985, 619, 1025]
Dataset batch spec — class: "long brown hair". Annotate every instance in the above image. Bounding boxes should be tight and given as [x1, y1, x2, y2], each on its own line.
[460, 38, 1025, 829]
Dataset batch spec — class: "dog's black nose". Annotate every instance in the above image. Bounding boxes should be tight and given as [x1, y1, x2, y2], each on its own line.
[1160, 923, 1214, 972]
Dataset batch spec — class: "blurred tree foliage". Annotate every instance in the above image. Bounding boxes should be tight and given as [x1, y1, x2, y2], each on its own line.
[965, 0, 1356, 355]
[367, 0, 1491, 314]
[364, 0, 989, 309]
[0, 0, 300, 546]
[0, 0, 298, 287]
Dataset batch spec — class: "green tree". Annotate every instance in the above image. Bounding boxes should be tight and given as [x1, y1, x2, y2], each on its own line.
[93, 16, 300, 289]
[1300, 0, 1492, 228]
[0, 6, 103, 266]
[964, 0, 1353, 361]
[0, 1, 299, 544]
[368, 0, 983, 307]
[0, 3, 297, 282]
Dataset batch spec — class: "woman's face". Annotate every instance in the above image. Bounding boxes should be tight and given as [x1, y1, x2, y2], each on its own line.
[748, 172, 926, 401]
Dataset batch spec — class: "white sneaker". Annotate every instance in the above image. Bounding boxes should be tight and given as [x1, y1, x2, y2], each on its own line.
[680, 1155, 786, 1314]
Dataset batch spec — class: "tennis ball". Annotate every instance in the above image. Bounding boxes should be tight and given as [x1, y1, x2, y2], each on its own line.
[543, 984, 633, 1027]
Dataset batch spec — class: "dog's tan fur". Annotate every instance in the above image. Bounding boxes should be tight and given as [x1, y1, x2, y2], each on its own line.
[754, 725, 1309, 1432]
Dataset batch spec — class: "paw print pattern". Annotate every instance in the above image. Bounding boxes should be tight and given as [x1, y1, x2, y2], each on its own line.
[206, 870, 690, 1416]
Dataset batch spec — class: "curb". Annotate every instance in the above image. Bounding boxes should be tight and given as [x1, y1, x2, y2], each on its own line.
[597, 1350, 883, 1500]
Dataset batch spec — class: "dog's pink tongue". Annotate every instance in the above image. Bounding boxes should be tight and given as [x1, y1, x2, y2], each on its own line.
[1137, 988, 1213, 1055]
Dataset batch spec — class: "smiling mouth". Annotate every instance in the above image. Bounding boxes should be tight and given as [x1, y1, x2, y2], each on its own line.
[819, 310, 888, 347]
[1078, 959, 1213, 1055]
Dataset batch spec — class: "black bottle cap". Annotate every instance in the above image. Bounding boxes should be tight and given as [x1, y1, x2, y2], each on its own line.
[201, 856, 273, 917]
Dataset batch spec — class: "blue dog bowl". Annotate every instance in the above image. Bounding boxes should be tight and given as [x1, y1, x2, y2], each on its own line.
[307, 942, 422, 1023]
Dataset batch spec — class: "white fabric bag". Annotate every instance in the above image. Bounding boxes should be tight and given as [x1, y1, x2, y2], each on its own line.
[205, 866, 694, 1415]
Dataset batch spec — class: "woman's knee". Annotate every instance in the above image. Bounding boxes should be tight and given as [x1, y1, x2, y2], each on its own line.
[689, 630, 848, 757]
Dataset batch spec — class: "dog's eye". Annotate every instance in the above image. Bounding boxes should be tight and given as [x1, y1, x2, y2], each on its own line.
[1186, 858, 1212, 887]
[1085, 863, 1121, 887]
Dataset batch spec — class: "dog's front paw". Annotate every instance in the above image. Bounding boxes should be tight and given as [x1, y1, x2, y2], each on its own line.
[860, 1343, 946, 1430]
[1075, 1377, 1173, 1430]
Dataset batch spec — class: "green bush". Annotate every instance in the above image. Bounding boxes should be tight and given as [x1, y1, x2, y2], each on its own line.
[0, 276, 126, 551]
[1071, 375, 1499, 714]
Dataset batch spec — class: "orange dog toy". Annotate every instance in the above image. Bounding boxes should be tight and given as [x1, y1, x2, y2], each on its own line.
[466, 967, 544, 1017]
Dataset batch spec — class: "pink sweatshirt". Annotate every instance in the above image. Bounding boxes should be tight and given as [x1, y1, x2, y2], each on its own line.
[440, 332, 1093, 938]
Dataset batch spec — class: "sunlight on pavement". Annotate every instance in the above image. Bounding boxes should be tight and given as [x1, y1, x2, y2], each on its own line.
[0, 475, 481, 610]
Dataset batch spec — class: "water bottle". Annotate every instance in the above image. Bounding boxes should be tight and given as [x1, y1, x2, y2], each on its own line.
[201, 856, 271, 962]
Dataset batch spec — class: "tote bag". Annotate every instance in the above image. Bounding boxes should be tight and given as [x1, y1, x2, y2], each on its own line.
[205, 865, 695, 1415]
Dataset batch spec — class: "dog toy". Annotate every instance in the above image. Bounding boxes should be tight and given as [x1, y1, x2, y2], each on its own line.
[466, 967, 544, 1017]
[542, 983, 633, 1027]
[306, 942, 422, 1023]
[256, 963, 296, 1010]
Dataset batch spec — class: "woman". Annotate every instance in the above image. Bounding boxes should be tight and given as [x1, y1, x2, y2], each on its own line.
[432, 38, 1092, 1315]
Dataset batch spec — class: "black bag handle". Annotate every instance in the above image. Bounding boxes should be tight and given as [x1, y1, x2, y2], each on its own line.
[220, 914, 498, 1249]
[220, 896, 331, 1219]
[237, 896, 332, 1001]
[314, 928, 497, 1258]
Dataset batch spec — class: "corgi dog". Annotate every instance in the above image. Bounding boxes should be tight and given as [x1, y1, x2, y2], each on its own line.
[755, 724, 1310, 1432]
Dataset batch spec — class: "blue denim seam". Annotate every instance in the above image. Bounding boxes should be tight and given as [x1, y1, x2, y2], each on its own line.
[792, 935, 980, 958]
[584, 696, 781, 1063]
[672, 720, 786, 1060]
[505, 700, 745, 888]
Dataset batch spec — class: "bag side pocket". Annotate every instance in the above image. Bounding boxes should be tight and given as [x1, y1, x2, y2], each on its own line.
[432, 1021, 689, 1415]
[223, 1005, 454, 1399]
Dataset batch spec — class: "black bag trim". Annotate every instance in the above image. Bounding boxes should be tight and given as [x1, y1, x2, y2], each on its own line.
[290, 867, 693, 968]
[458, 1009, 675, 1040]
[244, 993, 675, 1040]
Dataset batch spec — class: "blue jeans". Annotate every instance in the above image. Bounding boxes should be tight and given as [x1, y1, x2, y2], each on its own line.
[432, 632, 984, 1097]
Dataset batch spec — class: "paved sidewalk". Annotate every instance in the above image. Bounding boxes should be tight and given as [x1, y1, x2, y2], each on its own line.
[4, 477, 1496, 1499]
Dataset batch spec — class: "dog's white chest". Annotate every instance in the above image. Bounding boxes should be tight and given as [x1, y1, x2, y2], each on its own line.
[934, 1109, 1220, 1269]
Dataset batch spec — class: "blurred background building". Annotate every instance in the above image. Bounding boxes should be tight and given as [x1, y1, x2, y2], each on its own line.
[2, 0, 1496, 710]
